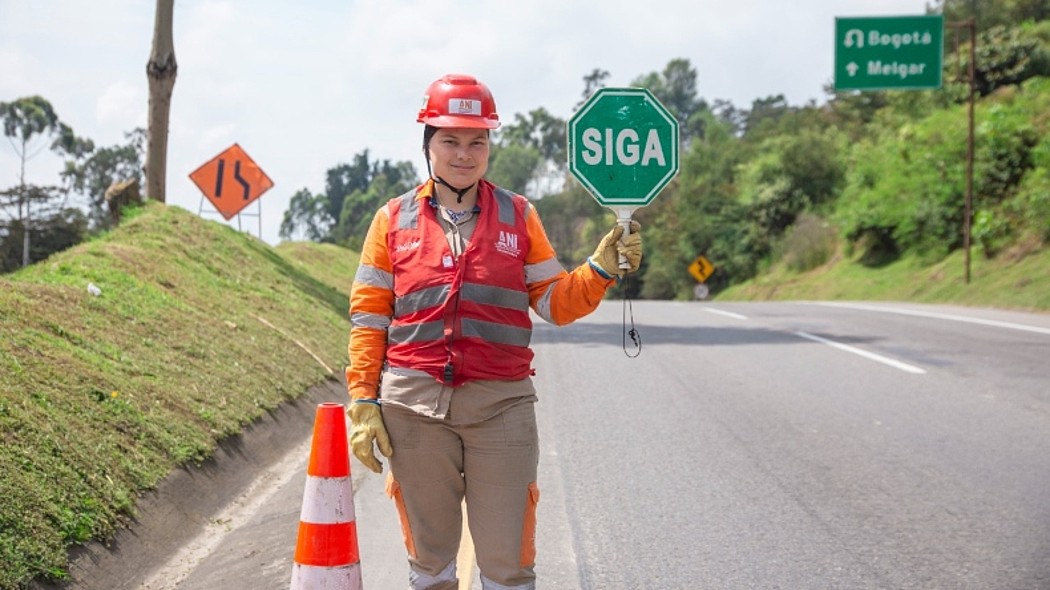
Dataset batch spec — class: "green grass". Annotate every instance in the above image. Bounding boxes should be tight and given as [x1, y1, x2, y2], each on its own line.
[718, 240, 1050, 312]
[0, 202, 358, 589]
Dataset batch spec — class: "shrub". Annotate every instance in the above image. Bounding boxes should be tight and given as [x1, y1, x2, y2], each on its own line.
[778, 214, 839, 272]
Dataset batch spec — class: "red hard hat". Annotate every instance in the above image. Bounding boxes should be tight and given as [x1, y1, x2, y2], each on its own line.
[417, 74, 500, 129]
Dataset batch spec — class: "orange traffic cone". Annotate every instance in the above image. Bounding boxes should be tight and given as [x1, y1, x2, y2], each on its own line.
[290, 402, 363, 589]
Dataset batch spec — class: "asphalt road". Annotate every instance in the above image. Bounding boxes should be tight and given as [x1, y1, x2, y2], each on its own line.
[530, 300, 1050, 589]
[52, 300, 1050, 589]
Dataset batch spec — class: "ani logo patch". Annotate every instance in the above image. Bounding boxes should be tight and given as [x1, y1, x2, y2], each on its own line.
[496, 230, 521, 257]
[450, 98, 482, 115]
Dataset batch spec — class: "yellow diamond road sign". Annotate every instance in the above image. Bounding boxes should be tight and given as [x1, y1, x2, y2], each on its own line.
[688, 255, 714, 283]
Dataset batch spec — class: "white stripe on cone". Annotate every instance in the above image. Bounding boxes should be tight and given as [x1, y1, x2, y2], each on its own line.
[290, 563, 363, 590]
[300, 476, 357, 524]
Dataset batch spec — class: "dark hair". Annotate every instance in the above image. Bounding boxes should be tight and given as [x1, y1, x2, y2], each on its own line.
[422, 124, 439, 156]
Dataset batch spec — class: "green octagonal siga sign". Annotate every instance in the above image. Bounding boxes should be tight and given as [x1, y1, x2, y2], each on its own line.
[568, 87, 680, 208]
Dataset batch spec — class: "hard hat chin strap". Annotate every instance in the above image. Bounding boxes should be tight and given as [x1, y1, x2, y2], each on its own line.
[433, 175, 474, 204]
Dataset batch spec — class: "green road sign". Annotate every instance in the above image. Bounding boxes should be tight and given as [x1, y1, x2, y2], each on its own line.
[568, 88, 679, 208]
[835, 15, 944, 91]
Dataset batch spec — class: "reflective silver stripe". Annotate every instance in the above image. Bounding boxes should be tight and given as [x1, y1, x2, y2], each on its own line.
[492, 187, 516, 225]
[480, 574, 535, 590]
[461, 318, 531, 347]
[354, 263, 394, 290]
[383, 365, 432, 379]
[394, 285, 450, 317]
[533, 282, 557, 324]
[351, 311, 391, 329]
[461, 283, 529, 311]
[389, 320, 444, 344]
[410, 559, 456, 589]
[524, 257, 564, 285]
[398, 189, 419, 230]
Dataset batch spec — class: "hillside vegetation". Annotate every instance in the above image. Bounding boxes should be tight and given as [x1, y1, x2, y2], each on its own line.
[277, 15, 1050, 306]
[0, 203, 355, 588]
[718, 245, 1050, 311]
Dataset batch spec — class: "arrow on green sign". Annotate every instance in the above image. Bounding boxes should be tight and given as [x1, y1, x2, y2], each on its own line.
[834, 15, 944, 91]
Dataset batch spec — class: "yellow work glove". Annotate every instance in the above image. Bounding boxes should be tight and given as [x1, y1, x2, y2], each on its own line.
[348, 401, 393, 474]
[589, 220, 642, 278]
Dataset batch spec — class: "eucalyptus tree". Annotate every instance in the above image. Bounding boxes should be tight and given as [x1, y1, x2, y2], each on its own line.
[0, 96, 89, 267]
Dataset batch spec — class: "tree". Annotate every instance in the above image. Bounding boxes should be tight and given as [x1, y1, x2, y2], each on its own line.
[949, 24, 1047, 97]
[499, 108, 565, 163]
[933, 0, 1050, 30]
[575, 68, 610, 110]
[743, 94, 792, 139]
[333, 164, 417, 248]
[631, 58, 709, 145]
[0, 96, 88, 267]
[324, 153, 376, 224]
[494, 107, 567, 195]
[0, 185, 88, 273]
[63, 128, 145, 228]
[279, 152, 417, 244]
[487, 143, 541, 194]
[279, 188, 333, 242]
[146, 0, 176, 202]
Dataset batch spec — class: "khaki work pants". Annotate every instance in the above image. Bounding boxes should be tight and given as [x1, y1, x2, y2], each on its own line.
[383, 398, 540, 590]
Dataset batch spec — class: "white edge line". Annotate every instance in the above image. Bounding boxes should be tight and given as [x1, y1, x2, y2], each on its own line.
[796, 331, 926, 374]
[703, 307, 749, 320]
[803, 301, 1050, 336]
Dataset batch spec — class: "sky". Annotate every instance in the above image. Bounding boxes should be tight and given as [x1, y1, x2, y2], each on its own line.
[0, 0, 928, 245]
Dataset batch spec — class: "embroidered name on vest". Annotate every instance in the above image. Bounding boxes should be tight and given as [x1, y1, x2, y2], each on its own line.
[496, 230, 521, 257]
[395, 239, 421, 253]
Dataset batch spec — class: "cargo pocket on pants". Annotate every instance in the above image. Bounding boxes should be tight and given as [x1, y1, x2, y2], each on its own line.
[519, 481, 540, 568]
[385, 472, 418, 559]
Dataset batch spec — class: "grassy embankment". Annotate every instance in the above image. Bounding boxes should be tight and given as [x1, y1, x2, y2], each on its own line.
[718, 242, 1050, 312]
[0, 202, 356, 589]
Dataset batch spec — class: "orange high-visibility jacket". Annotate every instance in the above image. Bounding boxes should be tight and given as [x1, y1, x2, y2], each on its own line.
[347, 180, 613, 401]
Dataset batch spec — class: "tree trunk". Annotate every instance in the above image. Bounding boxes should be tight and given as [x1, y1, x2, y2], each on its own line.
[19, 137, 29, 267]
[145, 0, 176, 203]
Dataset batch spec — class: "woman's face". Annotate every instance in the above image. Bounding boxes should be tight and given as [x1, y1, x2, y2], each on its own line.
[428, 127, 490, 189]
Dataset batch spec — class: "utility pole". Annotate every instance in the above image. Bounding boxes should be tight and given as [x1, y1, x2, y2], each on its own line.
[948, 18, 976, 284]
[146, 0, 177, 203]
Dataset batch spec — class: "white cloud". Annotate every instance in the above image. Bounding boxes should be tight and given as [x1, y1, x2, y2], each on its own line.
[0, 44, 33, 97]
[96, 81, 144, 130]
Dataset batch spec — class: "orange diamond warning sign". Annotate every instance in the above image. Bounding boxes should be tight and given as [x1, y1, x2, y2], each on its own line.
[189, 144, 274, 220]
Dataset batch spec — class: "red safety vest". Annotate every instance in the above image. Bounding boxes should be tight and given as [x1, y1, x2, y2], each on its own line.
[385, 181, 534, 386]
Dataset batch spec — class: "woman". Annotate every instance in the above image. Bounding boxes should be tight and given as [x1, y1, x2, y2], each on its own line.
[347, 73, 641, 590]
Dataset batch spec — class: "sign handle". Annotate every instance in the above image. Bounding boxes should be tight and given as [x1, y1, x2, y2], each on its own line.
[613, 206, 637, 271]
